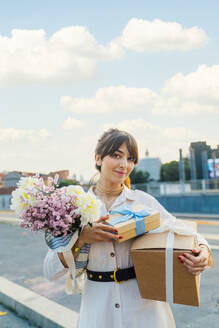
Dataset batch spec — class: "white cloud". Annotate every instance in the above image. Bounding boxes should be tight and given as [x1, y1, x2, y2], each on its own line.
[157, 64, 219, 115]
[0, 26, 122, 85]
[62, 63, 219, 116]
[62, 117, 84, 130]
[113, 18, 208, 52]
[104, 119, 161, 135]
[0, 19, 208, 85]
[162, 64, 219, 103]
[60, 85, 158, 113]
[104, 119, 198, 142]
[0, 128, 50, 141]
[103, 119, 203, 161]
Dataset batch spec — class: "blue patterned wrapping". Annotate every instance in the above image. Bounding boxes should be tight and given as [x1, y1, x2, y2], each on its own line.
[109, 204, 151, 236]
[45, 231, 90, 276]
[45, 232, 74, 250]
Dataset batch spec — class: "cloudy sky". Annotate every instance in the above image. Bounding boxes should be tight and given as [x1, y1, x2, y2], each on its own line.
[0, 0, 219, 181]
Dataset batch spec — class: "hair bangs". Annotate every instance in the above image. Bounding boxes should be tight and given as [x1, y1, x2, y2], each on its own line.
[103, 134, 138, 164]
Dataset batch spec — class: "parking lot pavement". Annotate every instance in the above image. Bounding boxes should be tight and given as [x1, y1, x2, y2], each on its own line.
[0, 304, 37, 328]
[0, 213, 219, 327]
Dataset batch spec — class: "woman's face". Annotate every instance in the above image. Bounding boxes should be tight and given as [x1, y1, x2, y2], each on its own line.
[95, 142, 135, 186]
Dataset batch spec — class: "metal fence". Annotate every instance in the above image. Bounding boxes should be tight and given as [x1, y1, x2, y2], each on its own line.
[132, 179, 219, 197]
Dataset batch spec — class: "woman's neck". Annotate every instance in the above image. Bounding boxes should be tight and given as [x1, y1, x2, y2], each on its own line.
[97, 178, 122, 192]
[94, 178, 124, 200]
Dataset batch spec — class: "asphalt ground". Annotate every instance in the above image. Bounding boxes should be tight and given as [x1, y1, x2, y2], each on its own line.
[0, 304, 37, 328]
[0, 212, 219, 327]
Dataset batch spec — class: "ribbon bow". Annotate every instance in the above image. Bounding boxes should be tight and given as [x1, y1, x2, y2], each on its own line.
[109, 204, 151, 236]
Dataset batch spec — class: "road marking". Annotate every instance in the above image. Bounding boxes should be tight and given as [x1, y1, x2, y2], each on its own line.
[209, 245, 219, 250]
[176, 219, 219, 226]
[201, 233, 219, 240]
[195, 220, 219, 226]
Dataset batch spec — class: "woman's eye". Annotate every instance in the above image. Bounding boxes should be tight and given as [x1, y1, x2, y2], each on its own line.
[113, 154, 120, 159]
[128, 157, 134, 162]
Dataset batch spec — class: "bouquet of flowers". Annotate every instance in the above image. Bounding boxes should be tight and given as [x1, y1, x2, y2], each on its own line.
[10, 174, 101, 237]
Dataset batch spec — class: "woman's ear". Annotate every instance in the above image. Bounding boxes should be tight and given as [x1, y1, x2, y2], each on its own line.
[95, 153, 102, 166]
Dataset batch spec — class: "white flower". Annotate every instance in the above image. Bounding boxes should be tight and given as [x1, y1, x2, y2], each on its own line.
[74, 191, 101, 225]
[65, 185, 85, 196]
[10, 189, 27, 215]
[17, 177, 39, 195]
[10, 177, 38, 216]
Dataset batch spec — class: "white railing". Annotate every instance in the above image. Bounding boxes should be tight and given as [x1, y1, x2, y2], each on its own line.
[132, 179, 219, 196]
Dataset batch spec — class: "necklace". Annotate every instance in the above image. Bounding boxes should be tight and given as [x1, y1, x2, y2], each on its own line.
[96, 183, 124, 196]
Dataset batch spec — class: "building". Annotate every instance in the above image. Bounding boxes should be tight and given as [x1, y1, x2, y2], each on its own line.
[48, 170, 69, 180]
[189, 141, 219, 179]
[0, 170, 70, 211]
[135, 150, 161, 181]
[4, 171, 23, 187]
[0, 173, 6, 186]
[0, 187, 15, 210]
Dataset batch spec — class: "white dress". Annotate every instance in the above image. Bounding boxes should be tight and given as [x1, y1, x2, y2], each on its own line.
[44, 186, 209, 328]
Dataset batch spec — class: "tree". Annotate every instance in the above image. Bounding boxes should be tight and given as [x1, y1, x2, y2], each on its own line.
[160, 161, 179, 182]
[130, 168, 150, 184]
[160, 159, 191, 182]
[57, 179, 79, 188]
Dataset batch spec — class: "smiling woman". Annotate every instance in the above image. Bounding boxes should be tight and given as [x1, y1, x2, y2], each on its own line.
[44, 128, 213, 328]
[94, 128, 138, 192]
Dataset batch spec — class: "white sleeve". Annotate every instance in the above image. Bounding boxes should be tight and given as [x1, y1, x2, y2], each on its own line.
[43, 248, 68, 281]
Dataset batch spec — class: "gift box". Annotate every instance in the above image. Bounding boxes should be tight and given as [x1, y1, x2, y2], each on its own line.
[131, 220, 200, 306]
[106, 204, 160, 243]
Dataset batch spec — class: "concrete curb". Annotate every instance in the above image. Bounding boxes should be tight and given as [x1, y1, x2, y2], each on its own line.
[0, 277, 78, 328]
[0, 217, 19, 225]
[173, 213, 219, 219]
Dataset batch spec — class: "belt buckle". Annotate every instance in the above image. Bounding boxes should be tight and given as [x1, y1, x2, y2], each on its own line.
[113, 267, 123, 284]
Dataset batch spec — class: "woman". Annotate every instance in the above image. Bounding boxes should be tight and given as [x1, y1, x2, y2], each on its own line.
[44, 128, 213, 328]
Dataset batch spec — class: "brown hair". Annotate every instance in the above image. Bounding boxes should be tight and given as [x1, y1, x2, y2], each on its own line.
[93, 128, 139, 188]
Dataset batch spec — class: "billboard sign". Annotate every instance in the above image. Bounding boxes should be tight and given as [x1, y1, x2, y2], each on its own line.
[208, 159, 219, 178]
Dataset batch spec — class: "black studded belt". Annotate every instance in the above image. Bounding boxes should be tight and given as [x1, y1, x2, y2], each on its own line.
[87, 267, 136, 283]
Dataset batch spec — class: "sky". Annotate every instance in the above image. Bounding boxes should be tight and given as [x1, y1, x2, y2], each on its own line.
[0, 0, 219, 181]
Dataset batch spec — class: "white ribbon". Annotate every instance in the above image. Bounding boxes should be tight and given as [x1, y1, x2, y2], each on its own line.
[148, 216, 196, 303]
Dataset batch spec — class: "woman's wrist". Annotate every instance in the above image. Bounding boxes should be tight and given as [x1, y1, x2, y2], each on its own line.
[77, 225, 89, 245]
[75, 236, 85, 249]
[71, 231, 87, 253]
[198, 243, 211, 261]
[199, 243, 210, 253]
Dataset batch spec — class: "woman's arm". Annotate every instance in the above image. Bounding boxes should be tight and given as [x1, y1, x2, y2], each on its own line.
[56, 214, 121, 269]
[58, 236, 86, 268]
[44, 249, 68, 280]
[178, 244, 213, 275]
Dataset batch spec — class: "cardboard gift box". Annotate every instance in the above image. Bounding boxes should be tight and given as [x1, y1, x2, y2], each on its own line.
[131, 220, 200, 306]
[107, 204, 160, 243]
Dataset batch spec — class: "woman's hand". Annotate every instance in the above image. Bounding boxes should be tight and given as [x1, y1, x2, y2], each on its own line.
[78, 215, 122, 245]
[178, 245, 210, 275]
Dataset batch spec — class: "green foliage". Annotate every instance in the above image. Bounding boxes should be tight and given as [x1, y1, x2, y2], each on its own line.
[57, 179, 79, 188]
[160, 159, 191, 182]
[130, 168, 150, 184]
[160, 161, 179, 182]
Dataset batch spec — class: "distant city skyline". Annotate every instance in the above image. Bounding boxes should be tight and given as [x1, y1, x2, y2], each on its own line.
[0, 1, 219, 180]
[1, 139, 218, 183]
